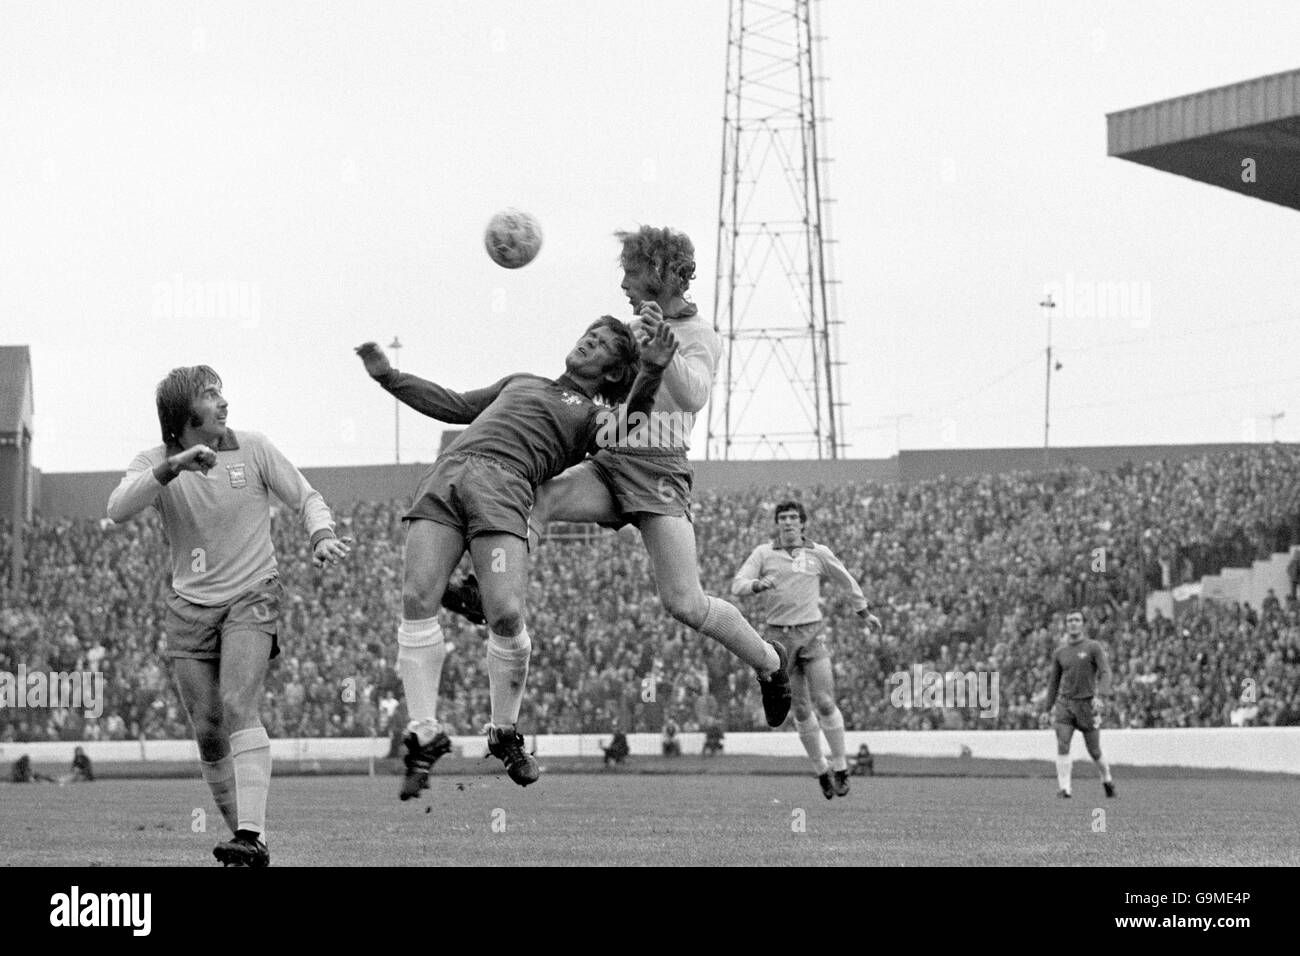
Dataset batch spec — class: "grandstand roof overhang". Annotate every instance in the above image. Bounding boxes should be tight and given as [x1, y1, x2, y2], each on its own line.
[1107, 68, 1300, 211]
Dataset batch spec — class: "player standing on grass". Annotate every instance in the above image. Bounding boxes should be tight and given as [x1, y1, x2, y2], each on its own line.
[356, 316, 675, 799]
[1044, 610, 1116, 799]
[444, 226, 792, 726]
[107, 367, 350, 867]
[731, 500, 880, 799]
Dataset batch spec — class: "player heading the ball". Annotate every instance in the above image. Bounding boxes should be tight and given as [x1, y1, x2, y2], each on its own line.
[356, 315, 676, 799]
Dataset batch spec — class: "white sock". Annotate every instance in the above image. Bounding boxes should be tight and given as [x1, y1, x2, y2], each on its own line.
[795, 714, 828, 774]
[1056, 755, 1072, 792]
[699, 597, 779, 673]
[1096, 758, 1112, 783]
[398, 618, 446, 745]
[229, 726, 271, 836]
[820, 707, 848, 772]
[199, 755, 239, 835]
[486, 628, 531, 727]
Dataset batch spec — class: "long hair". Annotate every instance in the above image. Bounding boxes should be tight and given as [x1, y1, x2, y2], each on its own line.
[156, 365, 222, 446]
[615, 225, 696, 298]
[585, 316, 640, 406]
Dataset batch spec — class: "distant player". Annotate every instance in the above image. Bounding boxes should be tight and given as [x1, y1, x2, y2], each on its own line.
[107, 367, 350, 866]
[732, 500, 880, 799]
[356, 316, 674, 799]
[444, 226, 792, 725]
[1044, 610, 1116, 799]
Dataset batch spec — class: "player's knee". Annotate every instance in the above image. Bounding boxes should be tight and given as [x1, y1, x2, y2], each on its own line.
[401, 580, 440, 620]
[488, 607, 524, 637]
[220, 687, 258, 728]
[793, 702, 813, 722]
[660, 586, 706, 628]
[813, 695, 836, 718]
[191, 717, 224, 753]
[1087, 746, 1103, 761]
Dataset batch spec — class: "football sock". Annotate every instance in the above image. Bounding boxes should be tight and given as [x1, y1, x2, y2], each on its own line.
[700, 597, 780, 673]
[397, 618, 446, 745]
[199, 754, 239, 835]
[795, 714, 828, 774]
[487, 628, 532, 727]
[1096, 758, 1112, 783]
[820, 707, 848, 772]
[1056, 755, 1072, 792]
[229, 726, 271, 836]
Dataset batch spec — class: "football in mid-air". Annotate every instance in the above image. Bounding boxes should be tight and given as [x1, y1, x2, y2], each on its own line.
[484, 208, 543, 269]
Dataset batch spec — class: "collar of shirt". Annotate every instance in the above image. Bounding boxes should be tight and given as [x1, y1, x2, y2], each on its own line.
[554, 374, 595, 400]
[165, 428, 241, 456]
[770, 536, 818, 554]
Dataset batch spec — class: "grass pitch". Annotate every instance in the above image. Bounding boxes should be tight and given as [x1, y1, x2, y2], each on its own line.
[3, 757, 1298, 866]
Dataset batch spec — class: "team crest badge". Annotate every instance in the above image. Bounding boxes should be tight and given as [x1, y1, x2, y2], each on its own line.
[227, 463, 247, 488]
[560, 391, 582, 405]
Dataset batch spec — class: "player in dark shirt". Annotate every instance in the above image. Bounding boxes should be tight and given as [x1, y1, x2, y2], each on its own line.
[1044, 610, 1116, 799]
[356, 317, 675, 798]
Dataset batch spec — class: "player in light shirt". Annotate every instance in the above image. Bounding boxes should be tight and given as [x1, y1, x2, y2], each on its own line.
[108, 366, 350, 866]
[733, 500, 880, 799]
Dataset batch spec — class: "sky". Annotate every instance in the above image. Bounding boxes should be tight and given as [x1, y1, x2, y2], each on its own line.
[3, 0, 1300, 473]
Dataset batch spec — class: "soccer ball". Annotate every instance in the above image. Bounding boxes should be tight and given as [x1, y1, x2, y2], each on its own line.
[484, 209, 543, 269]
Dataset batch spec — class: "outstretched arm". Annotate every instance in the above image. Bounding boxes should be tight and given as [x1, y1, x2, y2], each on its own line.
[355, 342, 511, 423]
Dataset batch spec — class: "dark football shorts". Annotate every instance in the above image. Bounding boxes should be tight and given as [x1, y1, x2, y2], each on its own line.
[587, 448, 693, 529]
[163, 575, 283, 661]
[405, 452, 533, 542]
[1053, 697, 1099, 733]
[765, 621, 831, 669]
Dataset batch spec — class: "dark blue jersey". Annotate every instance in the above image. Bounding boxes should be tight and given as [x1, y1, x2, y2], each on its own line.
[1046, 637, 1111, 707]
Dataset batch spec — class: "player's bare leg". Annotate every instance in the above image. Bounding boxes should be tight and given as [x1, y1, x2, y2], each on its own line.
[213, 630, 273, 866]
[173, 659, 239, 836]
[397, 519, 464, 799]
[805, 655, 851, 796]
[1054, 724, 1075, 797]
[790, 665, 833, 798]
[1083, 729, 1115, 797]
[470, 532, 539, 786]
[441, 465, 616, 617]
[639, 514, 789, 724]
[528, 462, 620, 548]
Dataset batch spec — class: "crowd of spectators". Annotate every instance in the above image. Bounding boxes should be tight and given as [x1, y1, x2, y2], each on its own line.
[3, 445, 1300, 742]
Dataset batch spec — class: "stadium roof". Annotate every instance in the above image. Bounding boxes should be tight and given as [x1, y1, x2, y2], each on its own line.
[0, 345, 33, 434]
[1107, 68, 1300, 211]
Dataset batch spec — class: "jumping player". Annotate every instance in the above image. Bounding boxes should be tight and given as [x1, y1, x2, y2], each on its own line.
[732, 500, 880, 799]
[107, 367, 350, 866]
[356, 316, 675, 799]
[1044, 610, 1116, 799]
[445, 226, 792, 726]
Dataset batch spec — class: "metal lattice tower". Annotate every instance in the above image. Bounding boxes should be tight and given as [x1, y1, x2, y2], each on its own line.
[707, 0, 846, 460]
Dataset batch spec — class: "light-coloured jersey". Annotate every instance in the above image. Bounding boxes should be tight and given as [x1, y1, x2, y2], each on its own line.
[626, 303, 720, 453]
[106, 429, 334, 605]
[731, 540, 869, 626]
